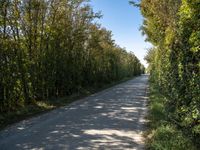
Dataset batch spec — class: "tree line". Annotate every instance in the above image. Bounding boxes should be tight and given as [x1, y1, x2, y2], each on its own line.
[0, 0, 144, 113]
[137, 0, 199, 146]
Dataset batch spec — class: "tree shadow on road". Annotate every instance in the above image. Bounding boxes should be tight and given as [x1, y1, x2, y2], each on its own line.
[0, 75, 149, 150]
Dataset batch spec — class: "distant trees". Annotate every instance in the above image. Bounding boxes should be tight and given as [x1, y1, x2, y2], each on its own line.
[0, 0, 143, 112]
[136, 0, 200, 146]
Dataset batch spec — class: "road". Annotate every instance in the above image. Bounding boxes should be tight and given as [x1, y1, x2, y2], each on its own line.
[0, 75, 149, 150]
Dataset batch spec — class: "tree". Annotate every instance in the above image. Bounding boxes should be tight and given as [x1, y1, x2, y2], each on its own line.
[0, 0, 144, 113]
[136, 0, 200, 146]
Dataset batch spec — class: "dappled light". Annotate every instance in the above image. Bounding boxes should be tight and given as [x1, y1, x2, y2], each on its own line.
[0, 75, 148, 150]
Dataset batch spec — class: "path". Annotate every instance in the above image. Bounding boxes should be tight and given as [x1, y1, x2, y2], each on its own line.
[0, 75, 149, 150]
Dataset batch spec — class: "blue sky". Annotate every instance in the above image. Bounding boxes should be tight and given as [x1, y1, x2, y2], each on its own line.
[90, 0, 152, 67]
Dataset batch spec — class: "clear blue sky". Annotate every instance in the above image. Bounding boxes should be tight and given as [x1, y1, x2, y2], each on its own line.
[90, 0, 152, 67]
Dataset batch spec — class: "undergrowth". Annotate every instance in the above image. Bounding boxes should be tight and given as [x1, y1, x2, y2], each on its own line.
[146, 81, 196, 150]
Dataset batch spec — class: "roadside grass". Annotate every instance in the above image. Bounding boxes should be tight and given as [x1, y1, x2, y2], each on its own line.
[0, 76, 135, 130]
[145, 81, 196, 150]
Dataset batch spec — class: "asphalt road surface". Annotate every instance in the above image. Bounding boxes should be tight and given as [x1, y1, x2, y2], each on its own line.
[0, 75, 149, 150]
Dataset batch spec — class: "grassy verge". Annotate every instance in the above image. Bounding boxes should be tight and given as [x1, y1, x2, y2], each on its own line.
[145, 81, 196, 150]
[0, 76, 135, 130]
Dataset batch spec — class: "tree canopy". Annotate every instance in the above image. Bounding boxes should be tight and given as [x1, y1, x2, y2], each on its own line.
[0, 0, 144, 113]
[136, 0, 200, 146]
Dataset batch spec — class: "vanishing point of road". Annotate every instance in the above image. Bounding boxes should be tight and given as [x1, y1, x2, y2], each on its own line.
[0, 75, 149, 150]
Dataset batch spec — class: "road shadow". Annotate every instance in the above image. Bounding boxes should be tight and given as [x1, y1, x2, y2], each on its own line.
[0, 75, 149, 150]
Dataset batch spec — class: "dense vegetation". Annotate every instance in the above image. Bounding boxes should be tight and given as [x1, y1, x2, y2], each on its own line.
[0, 0, 144, 113]
[146, 82, 196, 150]
[131, 0, 199, 148]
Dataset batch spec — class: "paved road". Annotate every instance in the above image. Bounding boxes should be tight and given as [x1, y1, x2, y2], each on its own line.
[0, 75, 149, 150]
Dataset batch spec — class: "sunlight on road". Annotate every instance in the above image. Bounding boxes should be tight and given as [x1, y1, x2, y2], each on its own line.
[0, 75, 149, 150]
[84, 129, 144, 143]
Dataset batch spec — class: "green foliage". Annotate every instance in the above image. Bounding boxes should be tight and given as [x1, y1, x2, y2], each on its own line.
[136, 0, 200, 147]
[0, 0, 143, 113]
[150, 125, 195, 150]
[146, 82, 196, 150]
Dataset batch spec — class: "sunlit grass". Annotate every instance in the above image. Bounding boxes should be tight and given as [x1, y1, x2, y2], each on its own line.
[36, 101, 55, 109]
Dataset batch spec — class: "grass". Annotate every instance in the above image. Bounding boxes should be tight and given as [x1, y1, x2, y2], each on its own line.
[0, 76, 135, 130]
[145, 81, 196, 150]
